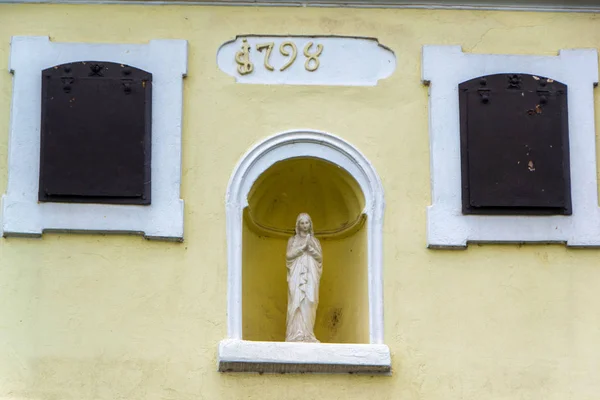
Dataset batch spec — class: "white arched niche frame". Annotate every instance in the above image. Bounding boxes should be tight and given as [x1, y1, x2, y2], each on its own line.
[422, 45, 599, 248]
[218, 130, 391, 374]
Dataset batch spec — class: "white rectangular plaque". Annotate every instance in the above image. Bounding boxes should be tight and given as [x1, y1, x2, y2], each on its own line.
[217, 35, 395, 86]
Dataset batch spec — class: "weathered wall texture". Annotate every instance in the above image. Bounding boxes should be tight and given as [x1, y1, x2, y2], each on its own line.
[0, 4, 600, 399]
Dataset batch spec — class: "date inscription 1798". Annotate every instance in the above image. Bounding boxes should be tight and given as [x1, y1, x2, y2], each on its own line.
[235, 39, 323, 75]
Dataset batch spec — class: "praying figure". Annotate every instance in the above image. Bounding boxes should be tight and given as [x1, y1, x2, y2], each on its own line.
[285, 213, 323, 343]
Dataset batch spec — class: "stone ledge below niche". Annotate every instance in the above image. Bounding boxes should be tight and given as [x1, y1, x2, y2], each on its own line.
[217, 339, 391, 374]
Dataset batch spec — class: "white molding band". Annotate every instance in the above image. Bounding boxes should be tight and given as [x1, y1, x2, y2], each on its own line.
[422, 45, 599, 248]
[218, 339, 391, 374]
[2, 0, 600, 13]
[3, 36, 188, 241]
[222, 129, 390, 373]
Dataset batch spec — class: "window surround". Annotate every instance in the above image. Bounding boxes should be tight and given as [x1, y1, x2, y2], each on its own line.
[422, 45, 599, 248]
[3, 36, 187, 241]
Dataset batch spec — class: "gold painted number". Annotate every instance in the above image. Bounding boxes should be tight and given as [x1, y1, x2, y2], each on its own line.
[235, 39, 253, 75]
[279, 41, 298, 72]
[256, 42, 275, 71]
[234, 39, 324, 73]
[303, 42, 323, 72]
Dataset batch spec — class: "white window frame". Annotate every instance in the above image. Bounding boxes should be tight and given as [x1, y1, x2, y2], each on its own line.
[3, 36, 187, 241]
[422, 45, 599, 248]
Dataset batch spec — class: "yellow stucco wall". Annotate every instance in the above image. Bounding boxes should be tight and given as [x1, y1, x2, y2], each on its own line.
[1, 3, 600, 399]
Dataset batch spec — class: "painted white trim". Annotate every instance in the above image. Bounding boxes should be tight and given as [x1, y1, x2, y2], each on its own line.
[422, 46, 599, 248]
[223, 130, 386, 372]
[3, 36, 187, 241]
[218, 339, 391, 374]
[2, 0, 600, 13]
[217, 36, 396, 86]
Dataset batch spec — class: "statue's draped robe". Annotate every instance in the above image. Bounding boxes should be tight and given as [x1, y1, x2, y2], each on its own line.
[286, 235, 323, 342]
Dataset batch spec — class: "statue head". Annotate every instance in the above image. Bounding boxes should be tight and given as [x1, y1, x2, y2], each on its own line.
[295, 213, 314, 236]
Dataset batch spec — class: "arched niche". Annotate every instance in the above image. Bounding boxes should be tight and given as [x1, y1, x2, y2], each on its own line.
[221, 130, 389, 374]
[224, 130, 385, 345]
[243, 157, 368, 343]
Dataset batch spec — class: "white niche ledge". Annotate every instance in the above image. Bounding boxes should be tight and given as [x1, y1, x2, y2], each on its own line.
[422, 45, 599, 248]
[220, 130, 391, 374]
[218, 340, 391, 374]
[3, 36, 187, 241]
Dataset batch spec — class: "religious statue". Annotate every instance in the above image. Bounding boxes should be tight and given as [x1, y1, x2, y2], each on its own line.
[285, 213, 323, 343]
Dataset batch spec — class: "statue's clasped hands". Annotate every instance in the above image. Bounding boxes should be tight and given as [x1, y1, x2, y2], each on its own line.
[302, 234, 310, 250]
[303, 235, 318, 257]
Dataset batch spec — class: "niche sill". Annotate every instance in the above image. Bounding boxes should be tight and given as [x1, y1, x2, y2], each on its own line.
[217, 339, 391, 374]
